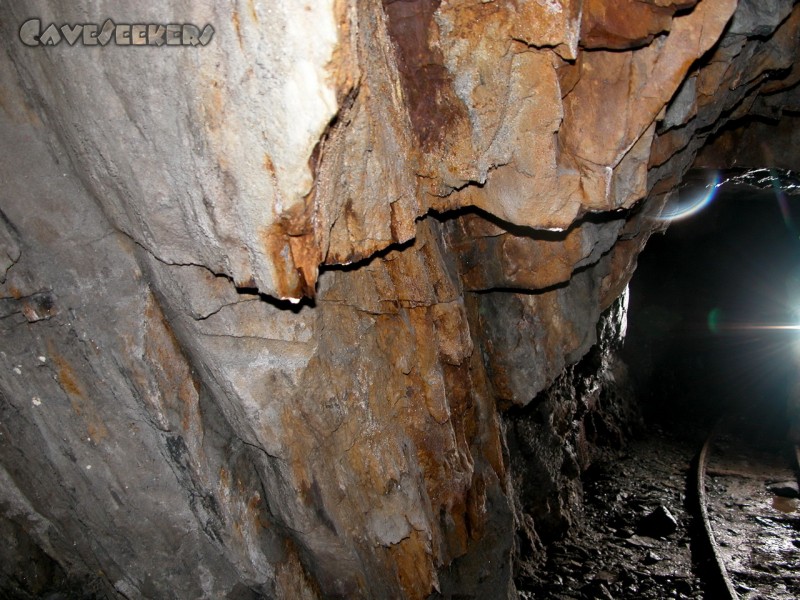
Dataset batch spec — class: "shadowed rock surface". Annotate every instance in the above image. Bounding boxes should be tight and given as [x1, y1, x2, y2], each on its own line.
[1, 1, 799, 598]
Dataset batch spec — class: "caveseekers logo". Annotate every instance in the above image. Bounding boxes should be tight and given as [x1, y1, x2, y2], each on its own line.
[19, 18, 214, 47]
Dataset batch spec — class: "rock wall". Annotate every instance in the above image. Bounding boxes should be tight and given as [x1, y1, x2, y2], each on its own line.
[1, 1, 798, 598]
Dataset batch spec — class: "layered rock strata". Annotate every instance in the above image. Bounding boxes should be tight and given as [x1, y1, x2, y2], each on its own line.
[1, 0, 799, 598]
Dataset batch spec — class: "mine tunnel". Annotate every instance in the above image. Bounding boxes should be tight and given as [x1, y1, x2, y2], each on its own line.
[515, 164, 800, 598]
[2, 1, 800, 599]
[626, 164, 800, 599]
[627, 167, 800, 428]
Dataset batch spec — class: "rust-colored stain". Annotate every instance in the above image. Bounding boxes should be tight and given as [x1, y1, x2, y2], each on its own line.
[279, 405, 312, 499]
[260, 211, 320, 298]
[274, 536, 324, 598]
[219, 467, 230, 488]
[233, 518, 243, 539]
[50, 349, 111, 444]
[179, 385, 198, 431]
[381, 0, 469, 149]
[327, 0, 358, 100]
[53, 354, 84, 401]
[20, 292, 58, 323]
[260, 225, 294, 298]
[247, 493, 261, 512]
[582, 0, 669, 50]
[263, 153, 276, 178]
[248, 0, 259, 23]
[143, 293, 202, 434]
[248, 493, 271, 529]
[389, 528, 435, 600]
[236, 274, 257, 289]
[87, 421, 109, 444]
[288, 234, 320, 295]
[204, 83, 224, 133]
[0, 85, 43, 126]
[465, 474, 486, 541]
[231, 9, 243, 48]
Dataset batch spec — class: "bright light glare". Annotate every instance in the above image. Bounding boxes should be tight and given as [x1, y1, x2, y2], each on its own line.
[707, 305, 800, 335]
[657, 173, 721, 222]
[714, 323, 800, 331]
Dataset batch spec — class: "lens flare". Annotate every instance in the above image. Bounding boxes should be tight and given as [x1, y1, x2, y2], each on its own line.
[776, 190, 794, 233]
[707, 307, 722, 334]
[657, 173, 721, 222]
[767, 168, 800, 239]
[714, 323, 800, 331]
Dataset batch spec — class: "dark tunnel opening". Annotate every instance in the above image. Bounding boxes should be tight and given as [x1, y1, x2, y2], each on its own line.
[519, 169, 800, 599]
[625, 168, 800, 436]
[619, 168, 800, 598]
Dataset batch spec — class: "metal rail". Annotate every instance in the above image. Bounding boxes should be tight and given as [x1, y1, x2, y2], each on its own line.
[695, 409, 800, 600]
[695, 419, 739, 600]
[795, 444, 800, 478]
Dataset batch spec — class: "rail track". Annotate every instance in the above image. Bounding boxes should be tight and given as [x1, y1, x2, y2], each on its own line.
[695, 408, 800, 599]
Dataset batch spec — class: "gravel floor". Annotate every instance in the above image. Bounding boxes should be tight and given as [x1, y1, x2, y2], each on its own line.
[517, 424, 708, 599]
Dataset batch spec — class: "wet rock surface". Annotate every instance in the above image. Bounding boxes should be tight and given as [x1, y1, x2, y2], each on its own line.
[704, 411, 800, 600]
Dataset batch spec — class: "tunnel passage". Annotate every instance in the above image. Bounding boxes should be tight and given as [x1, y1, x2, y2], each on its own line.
[625, 167, 800, 429]
[517, 165, 800, 599]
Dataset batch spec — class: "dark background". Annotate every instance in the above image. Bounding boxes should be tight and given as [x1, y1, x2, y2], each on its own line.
[625, 169, 800, 430]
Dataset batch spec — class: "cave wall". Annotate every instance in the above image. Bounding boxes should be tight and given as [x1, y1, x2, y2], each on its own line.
[1, 1, 799, 598]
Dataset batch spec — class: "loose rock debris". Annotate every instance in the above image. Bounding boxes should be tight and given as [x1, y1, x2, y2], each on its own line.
[518, 426, 705, 599]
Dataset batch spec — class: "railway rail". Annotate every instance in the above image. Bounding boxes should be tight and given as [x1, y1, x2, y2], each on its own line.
[695, 409, 800, 599]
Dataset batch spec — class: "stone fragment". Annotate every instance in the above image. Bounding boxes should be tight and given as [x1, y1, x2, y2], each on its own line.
[643, 550, 663, 565]
[768, 481, 800, 499]
[637, 505, 679, 538]
[626, 535, 656, 549]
